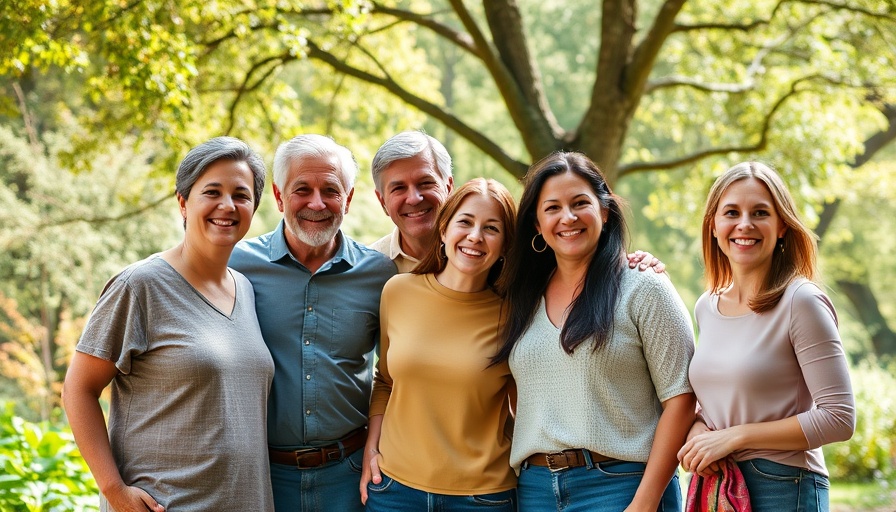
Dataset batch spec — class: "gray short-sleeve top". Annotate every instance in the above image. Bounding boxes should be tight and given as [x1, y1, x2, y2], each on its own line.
[76, 256, 275, 511]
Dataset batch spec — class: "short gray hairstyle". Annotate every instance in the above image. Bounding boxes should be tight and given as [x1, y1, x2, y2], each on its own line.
[371, 131, 452, 192]
[273, 134, 358, 191]
[176, 136, 266, 211]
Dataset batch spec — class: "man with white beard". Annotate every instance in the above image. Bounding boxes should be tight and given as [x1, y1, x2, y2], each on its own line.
[229, 134, 396, 511]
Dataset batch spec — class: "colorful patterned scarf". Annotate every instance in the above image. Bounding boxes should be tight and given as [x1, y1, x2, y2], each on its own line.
[685, 458, 752, 512]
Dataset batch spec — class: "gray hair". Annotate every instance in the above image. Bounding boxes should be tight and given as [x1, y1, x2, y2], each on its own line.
[273, 134, 358, 191]
[371, 131, 452, 192]
[176, 136, 266, 211]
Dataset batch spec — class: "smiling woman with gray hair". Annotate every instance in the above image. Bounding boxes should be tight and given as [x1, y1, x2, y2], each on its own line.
[63, 137, 275, 512]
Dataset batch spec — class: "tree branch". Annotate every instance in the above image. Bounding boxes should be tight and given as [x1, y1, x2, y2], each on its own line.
[370, 3, 477, 54]
[818, 103, 896, 239]
[225, 54, 290, 134]
[646, 76, 755, 94]
[798, 0, 896, 21]
[855, 103, 896, 168]
[33, 193, 171, 231]
[619, 75, 817, 176]
[673, 0, 893, 32]
[12, 82, 39, 152]
[482, 0, 562, 152]
[625, 0, 687, 101]
[304, 40, 528, 176]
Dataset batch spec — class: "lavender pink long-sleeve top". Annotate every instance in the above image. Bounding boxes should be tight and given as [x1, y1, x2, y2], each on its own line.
[690, 279, 855, 476]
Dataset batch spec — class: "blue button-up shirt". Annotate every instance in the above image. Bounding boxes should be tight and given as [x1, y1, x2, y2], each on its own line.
[230, 221, 396, 449]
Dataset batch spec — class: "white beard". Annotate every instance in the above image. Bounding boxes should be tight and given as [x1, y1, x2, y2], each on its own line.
[285, 208, 344, 247]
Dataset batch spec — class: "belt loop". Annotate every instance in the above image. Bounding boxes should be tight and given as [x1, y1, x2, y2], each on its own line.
[582, 449, 594, 469]
[521, 460, 529, 470]
[337, 440, 346, 460]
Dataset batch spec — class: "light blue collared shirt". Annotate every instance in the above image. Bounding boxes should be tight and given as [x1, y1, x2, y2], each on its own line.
[230, 220, 396, 449]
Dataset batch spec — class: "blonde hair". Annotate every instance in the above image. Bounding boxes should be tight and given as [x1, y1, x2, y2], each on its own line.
[701, 162, 818, 312]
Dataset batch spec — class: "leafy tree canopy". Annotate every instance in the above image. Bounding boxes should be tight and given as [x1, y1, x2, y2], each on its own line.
[3, 0, 894, 186]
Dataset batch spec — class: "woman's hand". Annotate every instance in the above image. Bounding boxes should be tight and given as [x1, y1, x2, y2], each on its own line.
[359, 447, 383, 505]
[678, 427, 738, 477]
[104, 482, 165, 512]
[626, 250, 666, 273]
[359, 414, 385, 505]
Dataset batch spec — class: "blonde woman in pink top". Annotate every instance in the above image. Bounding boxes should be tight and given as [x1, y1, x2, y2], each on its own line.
[679, 162, 856, 512]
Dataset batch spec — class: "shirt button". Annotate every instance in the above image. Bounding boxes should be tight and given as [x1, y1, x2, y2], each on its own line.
[304, 340, 310, 345]
[305, 409, 311, 415]
[305, 374, 311, 380]
[307, 306, 312, 311]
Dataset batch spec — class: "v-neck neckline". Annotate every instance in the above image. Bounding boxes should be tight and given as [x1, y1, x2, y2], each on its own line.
[155, 257, 238, 320]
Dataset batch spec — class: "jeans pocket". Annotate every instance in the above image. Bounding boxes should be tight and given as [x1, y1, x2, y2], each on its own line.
[592, 461, 646, 477]
[744, 459, 802, 482]
[470, 490, 514, 507]
[367, 474, 395, 493]
[814, 473, 831, 490]
[347, 449, 364, 474]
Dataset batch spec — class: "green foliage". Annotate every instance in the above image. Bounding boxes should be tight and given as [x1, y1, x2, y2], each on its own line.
[0, 123, 178, 421]
[0, 403, 99, 512]
[824, 360, 896, 482]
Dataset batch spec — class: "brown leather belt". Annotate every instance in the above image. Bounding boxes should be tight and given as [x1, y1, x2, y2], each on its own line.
[525, 449, 616, 471]
[268, 427, 367, 469]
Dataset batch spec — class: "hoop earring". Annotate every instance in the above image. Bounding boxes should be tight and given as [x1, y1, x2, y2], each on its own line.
[531, 233, 547, 253]
[440, 243, 447, 260]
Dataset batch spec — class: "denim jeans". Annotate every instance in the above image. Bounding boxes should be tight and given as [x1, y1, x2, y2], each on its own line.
[365, 472, 517, 512]
[270, 447, 364, 511]
[737, 458, 830, 512]
[517, 460, 681, 512]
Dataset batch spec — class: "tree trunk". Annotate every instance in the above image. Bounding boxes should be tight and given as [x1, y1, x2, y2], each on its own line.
[836, 279, 896, 357]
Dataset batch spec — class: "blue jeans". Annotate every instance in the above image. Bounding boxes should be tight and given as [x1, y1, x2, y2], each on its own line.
[737, 458, 829, 512]
[518, 460, 681, 512]
[365, 472, 517, 511]
[270, 447, 364, 511]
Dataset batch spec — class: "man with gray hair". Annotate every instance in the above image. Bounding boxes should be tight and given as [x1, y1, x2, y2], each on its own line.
[369, 130, 454, 272]
[369, 130, 665, 276]
[229, 134, 395, 511]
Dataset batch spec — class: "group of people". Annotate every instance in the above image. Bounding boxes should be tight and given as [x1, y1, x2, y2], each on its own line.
[62, 130, 856, 512]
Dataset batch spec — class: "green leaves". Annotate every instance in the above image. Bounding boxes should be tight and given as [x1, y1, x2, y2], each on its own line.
[0, 403, 100, 512]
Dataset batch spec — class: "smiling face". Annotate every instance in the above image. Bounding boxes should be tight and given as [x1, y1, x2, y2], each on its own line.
[375, 154, 453, 256]
[438, 193, 506, 292]
[534, 171, 607, 266]
[179, 159, 255, 248]
[273, 154, 353, 250]
[712, 177, 787, 274]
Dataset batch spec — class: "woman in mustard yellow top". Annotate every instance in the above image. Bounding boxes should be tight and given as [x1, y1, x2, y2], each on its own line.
[360, 178, 518, 510]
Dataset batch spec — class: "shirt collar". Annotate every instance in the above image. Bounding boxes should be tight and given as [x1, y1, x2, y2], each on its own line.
[388, 226, 420, 265]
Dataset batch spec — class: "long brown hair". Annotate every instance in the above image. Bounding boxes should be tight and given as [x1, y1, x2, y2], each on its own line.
[413, 178, 517, 290]
[702, 161, 818, 312]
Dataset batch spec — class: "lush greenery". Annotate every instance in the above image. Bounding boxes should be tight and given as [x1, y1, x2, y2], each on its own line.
[824, 360, 896, 483]
[0, 403, 99, 512]
[1, 1, 895, 509]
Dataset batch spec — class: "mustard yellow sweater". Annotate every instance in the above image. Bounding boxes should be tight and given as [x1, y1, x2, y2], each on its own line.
[370, 273, 515, 494]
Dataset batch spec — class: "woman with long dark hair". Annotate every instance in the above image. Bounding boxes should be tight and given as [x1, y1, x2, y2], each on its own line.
[494, 152, 695, 512]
